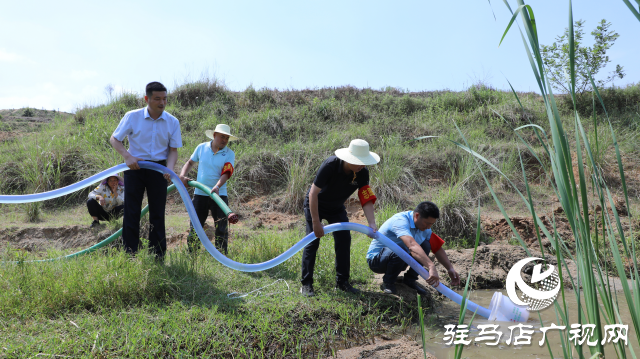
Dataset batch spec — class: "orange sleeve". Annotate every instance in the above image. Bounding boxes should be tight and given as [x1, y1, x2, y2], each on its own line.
[357, 185, 377, 207]
[429, 232, 445, 254]
[221, 162, 234, 178]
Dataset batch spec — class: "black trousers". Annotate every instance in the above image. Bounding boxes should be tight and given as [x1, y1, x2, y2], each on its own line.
[123, 168, 167, 258]
[187, 194, 229, 254]
[86, 198, 124, 221]
[368, 238, 432, 284]
[301, 206, 351, 286]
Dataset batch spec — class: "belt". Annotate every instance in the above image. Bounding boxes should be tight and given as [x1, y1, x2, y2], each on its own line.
[147, 159, 167, 166]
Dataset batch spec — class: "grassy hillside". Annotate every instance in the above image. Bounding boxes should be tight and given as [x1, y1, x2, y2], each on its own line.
[1, 81, 639, 357]
[1, 81, 639, 242]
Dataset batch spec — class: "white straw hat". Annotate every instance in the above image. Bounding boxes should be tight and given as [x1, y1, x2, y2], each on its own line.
[335, 139, 380, 166]
[205, 124, 239, 141]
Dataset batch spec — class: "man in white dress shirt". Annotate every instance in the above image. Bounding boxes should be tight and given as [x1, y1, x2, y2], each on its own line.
[110, 82, 183, 260]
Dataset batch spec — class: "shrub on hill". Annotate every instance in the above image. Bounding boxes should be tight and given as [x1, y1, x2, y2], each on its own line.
[22, 107, 34, 117]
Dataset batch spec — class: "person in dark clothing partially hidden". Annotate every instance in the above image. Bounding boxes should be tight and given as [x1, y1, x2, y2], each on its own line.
[300, 139, 380, 297]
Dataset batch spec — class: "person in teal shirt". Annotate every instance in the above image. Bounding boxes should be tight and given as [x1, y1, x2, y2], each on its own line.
[367, 201, 460, 295]
[179, 124, 239, 254]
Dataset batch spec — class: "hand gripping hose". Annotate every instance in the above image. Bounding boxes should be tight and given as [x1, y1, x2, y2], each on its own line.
[0, 162, 491, 318]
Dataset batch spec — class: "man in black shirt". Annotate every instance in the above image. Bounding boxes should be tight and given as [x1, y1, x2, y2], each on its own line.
[300, 139, 380, 297]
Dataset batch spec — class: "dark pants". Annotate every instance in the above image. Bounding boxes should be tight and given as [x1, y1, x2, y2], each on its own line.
[368, 239, 432, 284]
[187, 194, 229, 254]
[86, 198, 124, 221]
[123, 167, 168, 259]
[301, 206, 351, 286]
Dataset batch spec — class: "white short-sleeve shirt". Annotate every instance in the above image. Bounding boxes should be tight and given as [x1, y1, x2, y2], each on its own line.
[112, 107, 182, 161]
[190, 141, 235, 196]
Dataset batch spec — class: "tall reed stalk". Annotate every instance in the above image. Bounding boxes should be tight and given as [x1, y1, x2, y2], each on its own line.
[501, 1, 638, 357]
[462, 1, 640, 357]
[416, 1, 639, 357]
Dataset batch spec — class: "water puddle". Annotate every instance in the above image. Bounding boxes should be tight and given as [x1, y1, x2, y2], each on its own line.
[418, 289, 637, 358]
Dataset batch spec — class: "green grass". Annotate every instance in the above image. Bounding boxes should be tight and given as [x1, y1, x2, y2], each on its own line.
[0, 228, 429, 358]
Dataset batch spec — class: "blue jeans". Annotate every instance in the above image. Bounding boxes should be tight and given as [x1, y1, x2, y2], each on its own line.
[367, 239, 431, 284]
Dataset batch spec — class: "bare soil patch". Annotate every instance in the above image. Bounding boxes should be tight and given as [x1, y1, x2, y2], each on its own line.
[0, 131, 21, 142]
[331, 336, 437, 359]
[0, 225, 113, 252]
[441, 243, 578, 289]
[482, 214, 571, 248]
[481, 195, 628, 249]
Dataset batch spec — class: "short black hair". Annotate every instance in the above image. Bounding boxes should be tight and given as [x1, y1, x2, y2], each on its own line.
[146, 82, 167, 96]
[415, 201, 439, 220]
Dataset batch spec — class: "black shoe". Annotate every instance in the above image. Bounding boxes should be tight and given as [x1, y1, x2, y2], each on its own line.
[90, 220, 100, 228]
[300, 284, 315, 297]
[403, 279, 428, 296]
[381, 282, 397, 294]
[336, 282, 360, 294]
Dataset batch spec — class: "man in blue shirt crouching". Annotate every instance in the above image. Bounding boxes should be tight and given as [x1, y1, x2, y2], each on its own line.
[366, 201, 461, 295]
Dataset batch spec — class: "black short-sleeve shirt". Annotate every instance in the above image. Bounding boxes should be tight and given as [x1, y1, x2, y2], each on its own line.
[303, 156, 370, 212]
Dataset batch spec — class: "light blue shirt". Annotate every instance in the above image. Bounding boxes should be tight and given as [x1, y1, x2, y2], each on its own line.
[112, 107, 182, 161]
[366, 211, 432, 260]
[191, 141, 235, 196]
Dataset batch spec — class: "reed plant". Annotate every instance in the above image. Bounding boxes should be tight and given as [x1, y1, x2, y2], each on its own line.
[437, 1, 640, 357]
[409, 2, 639, 357]
[503, 2, 637, 356]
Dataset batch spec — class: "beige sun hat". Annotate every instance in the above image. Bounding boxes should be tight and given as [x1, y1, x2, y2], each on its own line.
[205, 124, 239, 141]
[335, 139, 380, 166]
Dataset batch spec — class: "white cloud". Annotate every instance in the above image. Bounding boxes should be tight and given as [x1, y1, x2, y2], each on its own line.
[0, 49, 23, 62]
[0, 83, 104, 112]
[0, 48, 35, 64]
[0, 95, 55, 111]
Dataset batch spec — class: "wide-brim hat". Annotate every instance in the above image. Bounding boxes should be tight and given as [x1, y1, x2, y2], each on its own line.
[205, 124, 239, 141]
[102, 174, 124, 186]
[335, 139, 380, 166]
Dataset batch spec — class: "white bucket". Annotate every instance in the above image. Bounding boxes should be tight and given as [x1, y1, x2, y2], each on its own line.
[488, 292, 530, 322]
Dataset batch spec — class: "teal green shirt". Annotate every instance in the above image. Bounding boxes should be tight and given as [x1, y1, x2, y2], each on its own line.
[190, 141, 235, 196]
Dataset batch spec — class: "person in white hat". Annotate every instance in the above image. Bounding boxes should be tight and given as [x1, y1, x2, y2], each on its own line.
[179, 124, 239, 254]
[300, 139, 380, 297]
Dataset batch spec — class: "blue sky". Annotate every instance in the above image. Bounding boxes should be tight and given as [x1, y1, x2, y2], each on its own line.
[1, 0, 638, 113]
